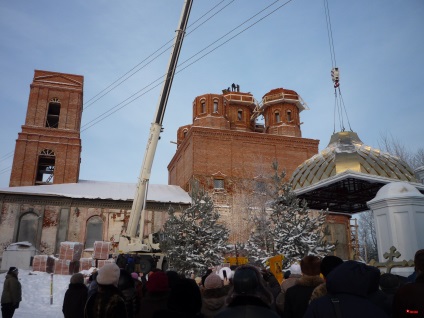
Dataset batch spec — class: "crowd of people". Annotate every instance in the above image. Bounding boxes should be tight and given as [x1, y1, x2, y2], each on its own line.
[1, 249, 423, 317]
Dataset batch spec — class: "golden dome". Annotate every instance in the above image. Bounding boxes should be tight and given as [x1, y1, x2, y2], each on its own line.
[291, 131, 417, 189]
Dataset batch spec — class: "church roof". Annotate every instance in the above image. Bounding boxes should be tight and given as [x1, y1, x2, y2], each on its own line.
[290, 131, 422, 213]
[291, 131, 417, 190]
[0, 180, 191, 204]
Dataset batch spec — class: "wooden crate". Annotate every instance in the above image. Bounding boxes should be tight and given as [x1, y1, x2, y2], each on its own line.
[97, 258, 115, 269]
[32, 255, 55, 273]
[59, 242, 84, 261]
[54, 259, 80, 275]
[93, 241, 111, 260]
[80, 257, 96, 271]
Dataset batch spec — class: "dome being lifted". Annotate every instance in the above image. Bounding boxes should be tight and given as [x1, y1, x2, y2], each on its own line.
[291, 131, 417, 190]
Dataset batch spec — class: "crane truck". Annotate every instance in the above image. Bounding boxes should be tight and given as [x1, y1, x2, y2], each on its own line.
[116, 0, 193, 274]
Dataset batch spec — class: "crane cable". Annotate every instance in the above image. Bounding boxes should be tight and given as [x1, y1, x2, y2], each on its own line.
[324, 0, 352, 133]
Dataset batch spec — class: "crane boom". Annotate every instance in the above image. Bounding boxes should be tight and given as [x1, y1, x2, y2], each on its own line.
[120, 0, 193, 253]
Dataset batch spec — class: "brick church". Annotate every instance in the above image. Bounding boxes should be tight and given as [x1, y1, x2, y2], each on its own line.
[0, 70, 352, 262]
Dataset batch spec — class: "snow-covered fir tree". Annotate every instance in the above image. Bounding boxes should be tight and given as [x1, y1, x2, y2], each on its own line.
[245, 207, 274, 266]
[269, 161, 333, 266]
[161, 181, 229, 276]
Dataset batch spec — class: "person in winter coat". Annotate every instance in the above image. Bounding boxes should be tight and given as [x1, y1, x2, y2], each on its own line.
[309, 255, 343, 302]
[84, 263, 128, 318]
[304, 260, 389, 318]
[88, 271, 99, 298]
[215, 264, 279, 318]
[282, 255, 324, 318]
[201, 273, 227, 317]
[1, 267, 22, 318]
[118, 269, 139, 318]
[393, 249, 424, 318]
[138, 271, 170, 318]
[154, 278, 203, 318]
[275, 263, 302, 315]
[62, 273, 88, 318]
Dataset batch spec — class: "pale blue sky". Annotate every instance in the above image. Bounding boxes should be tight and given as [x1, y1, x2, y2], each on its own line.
[1, 0, 423, 188]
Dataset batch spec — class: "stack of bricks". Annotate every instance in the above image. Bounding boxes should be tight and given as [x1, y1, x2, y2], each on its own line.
[54, 242, 83, 275]
[93, 241, 115, 268]
[32, 255, 55, 273]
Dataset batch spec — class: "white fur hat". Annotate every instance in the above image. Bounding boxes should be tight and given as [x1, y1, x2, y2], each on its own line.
[97, 263, 120, 287]
[289, 263, 301, 275]
[218, 267, 232, 280]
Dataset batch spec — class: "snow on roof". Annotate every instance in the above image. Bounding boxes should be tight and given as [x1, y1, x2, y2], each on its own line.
[372, 181, 424, 201]
[0, 180, 191, 204]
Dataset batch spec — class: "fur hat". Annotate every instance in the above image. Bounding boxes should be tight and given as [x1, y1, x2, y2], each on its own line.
[320, 256, 343, 278]
[218, 267, 232, 280]
[414, 249, 424, 273]
[289, 263, 301, 275]
[97, 263, 120, 287]
[204, 273, 223, 289]
[146, 271, 169, 293]
[8, 267, 19, 274]
[300, 255, 321, 276]
[70, 273, 84, 285]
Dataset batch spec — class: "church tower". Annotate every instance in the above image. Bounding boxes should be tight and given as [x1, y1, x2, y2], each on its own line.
[9, 70, 83, 187]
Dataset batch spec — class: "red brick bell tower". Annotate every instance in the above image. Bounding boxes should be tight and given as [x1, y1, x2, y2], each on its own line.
[9, 70, 83, 187]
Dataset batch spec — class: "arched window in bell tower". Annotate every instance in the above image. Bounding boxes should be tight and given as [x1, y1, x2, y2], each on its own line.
[200, 99, 206, 114]
[35, 149, 55, 185]
[286, 110, 292, 122]
[213, 99, 219, 113]
[46, 98, 61, 128]
[275, 111, 281, 123]
[237, 109, 243, 121]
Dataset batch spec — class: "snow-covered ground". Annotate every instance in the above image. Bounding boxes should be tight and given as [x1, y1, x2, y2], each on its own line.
[0, 269, 86, 318]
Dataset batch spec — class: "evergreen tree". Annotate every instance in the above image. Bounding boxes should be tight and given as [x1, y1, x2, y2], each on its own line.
[269, 161, 333, 266]
[161, 181, 229, 276]
[246, 207, 274, 266]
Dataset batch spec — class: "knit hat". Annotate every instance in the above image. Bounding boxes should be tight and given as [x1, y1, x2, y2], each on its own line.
[320, 256, 343, 278]
[204, 273, 223, 289]
[300, 255, 321, 276]
[97, 263, 120, 287]
[8, 267, 19, 274]
[146, 271, 169, 293]
[131, 272, 139, 280]
[70, 273, 84, 285]
[289, 263, 301, 275]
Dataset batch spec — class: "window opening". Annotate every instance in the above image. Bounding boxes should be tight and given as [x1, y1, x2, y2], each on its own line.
[35, 149, 55, 185]
[46, 99, 61, 128]
[214, 178, 224, 189]
[17, 212, 39, 246]
[213, 100, 218, 113]
[287, 110, 292, 122]
[85, 216, 103, 248]
[275, 112, 281, 123]
[238, 110, 243, 121]
[255, 181, 267, 193]
[201, 100, 206, 113]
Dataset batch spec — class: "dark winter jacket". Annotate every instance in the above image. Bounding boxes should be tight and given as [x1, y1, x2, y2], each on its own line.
[1, 272, 22, 307]
[275, 274, 301, 315]
[138, 291, 170, 318]
[304, 261, 389, 318]
[201, 287, 228, 318]
[214, 296, 280, 318]
[282, 274, 323, 318]
[392, 274, 424, 318]
[62, 282, 88, 318]
[84, 284, 128, 318]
